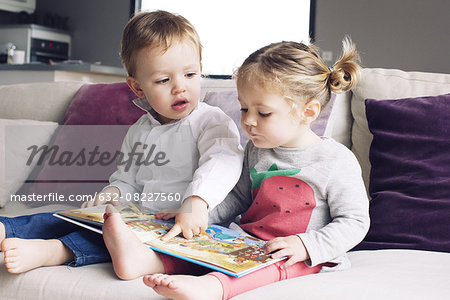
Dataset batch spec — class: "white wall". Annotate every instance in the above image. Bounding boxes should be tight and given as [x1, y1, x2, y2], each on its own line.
[35, 0, 450, 73]
[315, 0, 450, 73]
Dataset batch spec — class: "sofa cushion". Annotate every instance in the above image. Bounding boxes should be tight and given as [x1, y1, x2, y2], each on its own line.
[4, 249, 450, 300]
[350, 69, 450, 193]
[26, 82, 143, 205]
[62, 82, 144, 125]
[354, 94, 450, 252]
[203, 91, 248, 147]
[311, 93, 336, 136]
[0, 82, 84, 123]
[0, 119, 58, 207]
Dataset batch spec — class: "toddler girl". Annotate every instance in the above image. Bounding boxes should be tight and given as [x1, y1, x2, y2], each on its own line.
[143, 38, 370, 300]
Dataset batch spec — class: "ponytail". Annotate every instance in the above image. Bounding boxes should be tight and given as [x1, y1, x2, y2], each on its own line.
[328, 36, 361, 93]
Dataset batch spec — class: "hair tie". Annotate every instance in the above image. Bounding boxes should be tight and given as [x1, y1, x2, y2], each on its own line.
[328, 66, 334, 72]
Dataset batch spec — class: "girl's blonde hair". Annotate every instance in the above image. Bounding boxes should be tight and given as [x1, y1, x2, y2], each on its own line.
[120, 10, 202, 77]
[234, 37, 361, 109]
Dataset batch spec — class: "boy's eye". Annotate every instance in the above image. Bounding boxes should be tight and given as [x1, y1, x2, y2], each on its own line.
[156, 78, 169, 84]
[259, 112, 271, 117]
[186, 72, 197, 78]
[240, 108, 248, 113]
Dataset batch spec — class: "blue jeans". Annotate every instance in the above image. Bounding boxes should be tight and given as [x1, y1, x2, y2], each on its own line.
[0, 213, 110, 266]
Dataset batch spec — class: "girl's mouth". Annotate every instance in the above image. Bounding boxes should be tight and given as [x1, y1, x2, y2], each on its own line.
[248, 131, 257, 137]
[172, 100, 189, 111]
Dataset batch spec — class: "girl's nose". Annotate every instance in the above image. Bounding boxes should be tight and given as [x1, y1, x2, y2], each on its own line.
[243, 114, 257, 127]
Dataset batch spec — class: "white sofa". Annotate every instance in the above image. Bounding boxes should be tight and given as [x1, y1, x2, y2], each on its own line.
[1, 68, 450, 299]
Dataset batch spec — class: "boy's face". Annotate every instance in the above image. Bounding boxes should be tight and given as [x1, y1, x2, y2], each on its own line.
[127, 41, 201, 124]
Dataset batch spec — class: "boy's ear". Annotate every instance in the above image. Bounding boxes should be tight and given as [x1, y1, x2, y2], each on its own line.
[126, 76, 145, 98]
[300, 99, 321, 125]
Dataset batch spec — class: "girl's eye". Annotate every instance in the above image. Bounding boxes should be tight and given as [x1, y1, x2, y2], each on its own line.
[156, 78, 169, 84]
[240, 108, 248, 113]
[186, 72, 197, 78]
[259, 112, 271, 117]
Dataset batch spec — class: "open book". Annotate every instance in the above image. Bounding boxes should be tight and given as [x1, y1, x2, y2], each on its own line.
[53, 202, 284, 277]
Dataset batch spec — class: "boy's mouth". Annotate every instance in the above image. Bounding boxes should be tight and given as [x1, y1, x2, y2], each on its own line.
[171, 99, 189, 111]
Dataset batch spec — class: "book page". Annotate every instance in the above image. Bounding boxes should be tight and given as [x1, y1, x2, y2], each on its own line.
[55, 202, 155, 224]
[126, 218, 277, 275]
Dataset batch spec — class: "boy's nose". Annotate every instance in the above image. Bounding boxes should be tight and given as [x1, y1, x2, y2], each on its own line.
[172, 77, 186, 94]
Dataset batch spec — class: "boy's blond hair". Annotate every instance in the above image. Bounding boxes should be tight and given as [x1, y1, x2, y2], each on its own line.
[120, 10, 202, 77]
[235, 37, 361, 109]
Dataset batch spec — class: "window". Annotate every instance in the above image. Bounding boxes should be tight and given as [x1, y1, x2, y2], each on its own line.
[136, 0, 314, 77]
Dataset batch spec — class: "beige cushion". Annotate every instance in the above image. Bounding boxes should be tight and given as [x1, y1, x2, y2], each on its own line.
[0, 119, 58, 207]
[0, 81, 83, 123]
[350, 68, 450, 195]
[200, 78, 237, 101]
[324, 92, 353, 148]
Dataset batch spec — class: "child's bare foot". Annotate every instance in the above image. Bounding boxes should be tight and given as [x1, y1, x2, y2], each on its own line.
[143, 273, 223, 300]
[1, 238, 73, 273]
[102, 205, 164, 280]
[0, 222, 5, 246]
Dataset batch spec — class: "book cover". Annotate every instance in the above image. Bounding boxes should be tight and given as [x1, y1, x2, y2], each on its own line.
[53, 202, 283, 277]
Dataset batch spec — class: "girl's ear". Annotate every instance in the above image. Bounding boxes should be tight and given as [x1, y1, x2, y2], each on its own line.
[126, 76, 145, 98]
[301, 99, 321, 125]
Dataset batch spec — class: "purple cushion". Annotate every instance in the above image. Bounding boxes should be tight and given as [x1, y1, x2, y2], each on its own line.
[311, 93, 335, 136]
[203, 91, 249, 147]
[354, 93, 450, 253]
[26, 82, 144, 205]
[203, 91, 335, 147]
[62, 82, 144, 125]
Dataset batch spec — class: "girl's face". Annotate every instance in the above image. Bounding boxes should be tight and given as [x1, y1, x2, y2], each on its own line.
[237, 83, 312, 149]
[126, 41, 201, 124]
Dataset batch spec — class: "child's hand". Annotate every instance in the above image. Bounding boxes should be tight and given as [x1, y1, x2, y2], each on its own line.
[81, 186, 121, 208]
[263, 235, 310, 269]
[154, 211, 177, 220]
[161, 196, 208, 241]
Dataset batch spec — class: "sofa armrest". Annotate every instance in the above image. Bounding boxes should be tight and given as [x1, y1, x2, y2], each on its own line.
[0, 82, 84, 123]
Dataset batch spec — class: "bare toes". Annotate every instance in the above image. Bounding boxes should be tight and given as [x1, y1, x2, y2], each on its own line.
[4, 254, 18, 263]
[161, 276, 175, 287]
[5, 264, 20, 273]
[153, 273, 167, 285]
[143, 275, 157, 288]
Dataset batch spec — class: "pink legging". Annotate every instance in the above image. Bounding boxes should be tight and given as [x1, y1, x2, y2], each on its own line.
[160, 254, 322, 300]
[210, 261, 322, 300]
